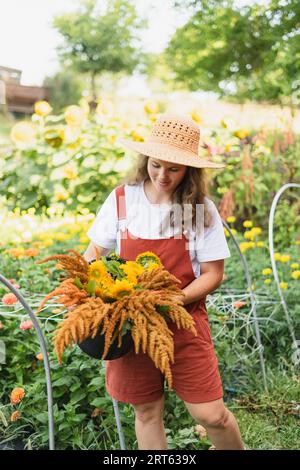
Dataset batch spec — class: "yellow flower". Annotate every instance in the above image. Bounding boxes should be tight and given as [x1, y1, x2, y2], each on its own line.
[226, 216, 236, 223]
[147, 262, 161, 271]
[279, 282, 288, 290]
[262, 268, 272, 276]
[291, 263, 299, 269]
[243, 220, 253, 228]
[251, 227, 262, 236]
[34, 100, 52, 117]
[88, 260, 108, 280]
[231, 228, 237, 236]
[120, 261, 144, 283]
[79, 235, 89, 244]
[109, 279, 135, 299]
[136, 251, 162, 268]
[274, 252, 281, 261]
[291, 270, 300, 280]
[244, 230, 255, 240]
[264, 279, 271, 285]
[280, 254, 291, 263]
[10, 122, 37, 146]
[131, 130, 144, 142]
[54, 189, 69, 201]
[63, 165, 77, 179]
[144, 102, 159, 114]
[239, 242, 251, 253]
[64, 105, 85, 127]
[108, 134, 117, 144]
[225, 144, 232, 152]
[256, 241, 265, 247]
[224, 228, 230, 238]
[234, 129, 249, 140]
[44, 128, 64, 148]
[191, 111, 202, 124]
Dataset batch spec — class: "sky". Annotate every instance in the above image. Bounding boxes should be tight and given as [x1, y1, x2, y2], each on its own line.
[0, 0, 268, 95]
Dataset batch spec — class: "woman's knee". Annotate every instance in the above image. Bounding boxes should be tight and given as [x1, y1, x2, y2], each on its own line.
[185, 399, 231, 429]
[133, 395, 165, 424]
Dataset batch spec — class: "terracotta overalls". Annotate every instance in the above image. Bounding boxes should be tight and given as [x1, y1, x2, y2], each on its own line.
[105, 185, 223, 405]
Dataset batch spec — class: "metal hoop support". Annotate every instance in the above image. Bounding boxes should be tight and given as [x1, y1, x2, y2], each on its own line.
[112, 398, 126, 449]
[0, 275, 55, 450]
[268, 183, 300, 359]
[222, 221, 268, 392]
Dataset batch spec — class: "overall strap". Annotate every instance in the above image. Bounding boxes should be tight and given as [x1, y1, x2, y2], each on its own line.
[115, 185, 126, 221]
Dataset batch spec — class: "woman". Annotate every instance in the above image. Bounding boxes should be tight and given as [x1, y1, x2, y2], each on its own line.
[84, 113, 245, 450]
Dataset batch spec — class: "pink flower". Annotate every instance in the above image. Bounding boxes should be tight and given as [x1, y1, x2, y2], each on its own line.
[8, 279, 20, 289]
[20, 320, 34, 330]
[2, 293, 18, 305]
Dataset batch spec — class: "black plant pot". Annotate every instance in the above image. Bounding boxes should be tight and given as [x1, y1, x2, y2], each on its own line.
[80, 257, 133, 360]
[77, 329, 133, 360]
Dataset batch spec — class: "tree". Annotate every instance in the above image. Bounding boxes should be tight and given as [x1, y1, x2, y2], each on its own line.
[162, 0, 300, 104]
[44, 69, 85, 113]
[53, 0, 148, 102]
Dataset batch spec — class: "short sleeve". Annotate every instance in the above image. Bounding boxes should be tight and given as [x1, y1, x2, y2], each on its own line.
[196, 198, 231, 262]
[86, 189, 117, 249]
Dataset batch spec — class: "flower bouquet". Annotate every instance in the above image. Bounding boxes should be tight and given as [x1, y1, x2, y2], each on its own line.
[35, 249, 197, 388]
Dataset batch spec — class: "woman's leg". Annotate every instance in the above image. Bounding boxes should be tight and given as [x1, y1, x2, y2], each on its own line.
[184, 398, 245, 450]
[133, 394, 167, 450]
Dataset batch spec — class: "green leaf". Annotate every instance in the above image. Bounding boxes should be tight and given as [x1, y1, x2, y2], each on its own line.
[87, 279, 96, 295]
[73, 277, 84, 289]
[101, 257, 126, 280]
[156, 305, 170, 314]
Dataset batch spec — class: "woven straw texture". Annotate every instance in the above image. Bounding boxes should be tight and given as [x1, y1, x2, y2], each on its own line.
[117, 113, 225, 169]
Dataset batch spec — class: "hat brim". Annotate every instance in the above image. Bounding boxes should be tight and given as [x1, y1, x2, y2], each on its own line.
[117, 138, 225, 169]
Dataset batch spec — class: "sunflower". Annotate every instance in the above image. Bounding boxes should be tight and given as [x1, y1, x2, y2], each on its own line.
[120, 261, 144, 283]
[147, 261, 161, 272]
[109, 279, 135, 299]
[88, 260, 109, 281]
[135, 251, 162, 269]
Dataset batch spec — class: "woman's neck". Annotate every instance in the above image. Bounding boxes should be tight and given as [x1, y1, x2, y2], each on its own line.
[144, 179, 173, 205]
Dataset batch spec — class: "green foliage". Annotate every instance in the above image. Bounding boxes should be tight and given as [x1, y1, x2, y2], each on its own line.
[0, 233, 299, 449]
[168, 0, 300, 104]
[43, 70, 85, 113]
[0, 108, 127, 214]
[53, 0, 148, 100]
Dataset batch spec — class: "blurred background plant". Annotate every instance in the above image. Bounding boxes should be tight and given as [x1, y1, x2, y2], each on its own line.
[0, 0, 299, 451]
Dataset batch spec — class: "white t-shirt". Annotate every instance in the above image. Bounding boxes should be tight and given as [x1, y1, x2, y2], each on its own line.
[86, 180, 230, 278]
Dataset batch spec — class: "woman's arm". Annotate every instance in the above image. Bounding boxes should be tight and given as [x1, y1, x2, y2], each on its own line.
[83, 241, 110, 263]
[180, 259, 224, 305]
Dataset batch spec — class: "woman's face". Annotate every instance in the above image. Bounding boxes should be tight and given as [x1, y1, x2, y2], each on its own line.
[147, 157, 187, 194]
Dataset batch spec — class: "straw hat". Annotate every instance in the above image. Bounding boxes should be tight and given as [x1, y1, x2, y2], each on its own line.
[117, 112, 225, 169]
